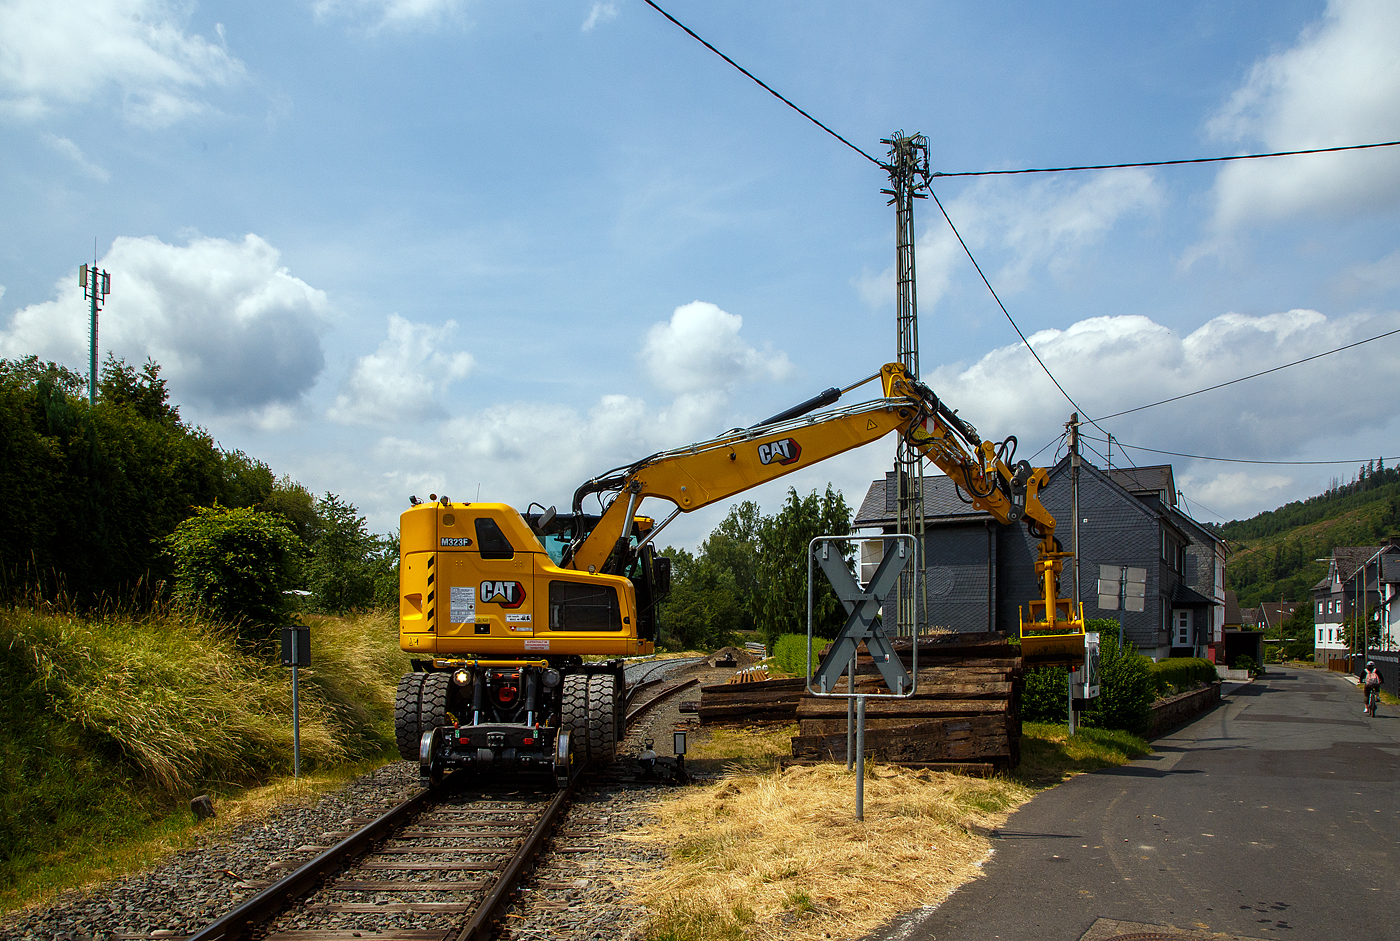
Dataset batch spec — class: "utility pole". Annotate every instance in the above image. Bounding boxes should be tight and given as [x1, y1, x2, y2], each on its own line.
[882, 131, 930, 638]
[80, 257, 111, 405]
[1069, 413, 1082, 614]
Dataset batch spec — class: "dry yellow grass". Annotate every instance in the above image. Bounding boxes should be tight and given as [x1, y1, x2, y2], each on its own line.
[622, 763, 1031, 941]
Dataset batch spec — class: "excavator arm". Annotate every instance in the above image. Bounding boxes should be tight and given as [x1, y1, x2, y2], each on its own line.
[563, 362, 1085, 663]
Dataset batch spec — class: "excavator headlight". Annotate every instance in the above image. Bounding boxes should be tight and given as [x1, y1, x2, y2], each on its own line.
[541, 668, 562, 688]
[452, 669, 472, 686]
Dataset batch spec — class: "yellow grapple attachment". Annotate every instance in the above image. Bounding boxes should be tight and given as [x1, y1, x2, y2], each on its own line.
[1019, 546, 1087, 668]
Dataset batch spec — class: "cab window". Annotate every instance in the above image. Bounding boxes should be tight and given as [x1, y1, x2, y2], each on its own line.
[474, 518, 514, 560]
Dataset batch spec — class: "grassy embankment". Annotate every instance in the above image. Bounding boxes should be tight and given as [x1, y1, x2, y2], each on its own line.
[0, 605, 409, 911]
[627, 719, 1148, 941]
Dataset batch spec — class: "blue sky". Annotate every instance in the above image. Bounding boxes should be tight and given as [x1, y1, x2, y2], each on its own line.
[4, 0, 1400, 548]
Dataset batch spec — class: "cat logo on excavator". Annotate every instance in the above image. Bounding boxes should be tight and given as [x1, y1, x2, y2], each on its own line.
[480, 580, 527, 608]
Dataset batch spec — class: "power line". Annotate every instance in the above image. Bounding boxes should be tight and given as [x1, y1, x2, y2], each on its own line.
[923, 184, 1116, 445]
[1095, 327, 1400, 421]
[640, 0, 881, 167]
[1105, 438, 1400, 467]
[931, 140, 1400, 178]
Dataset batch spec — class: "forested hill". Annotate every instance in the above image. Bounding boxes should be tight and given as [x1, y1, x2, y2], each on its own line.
[1222, 461, 1400, 607]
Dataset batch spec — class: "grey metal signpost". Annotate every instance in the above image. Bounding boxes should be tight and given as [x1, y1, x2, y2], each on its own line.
[807, 534, 916, 820]
[281, 625, 311, 778]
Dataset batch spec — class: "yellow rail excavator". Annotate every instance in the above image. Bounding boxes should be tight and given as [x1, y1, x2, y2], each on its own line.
[396, 362, 1085, 786]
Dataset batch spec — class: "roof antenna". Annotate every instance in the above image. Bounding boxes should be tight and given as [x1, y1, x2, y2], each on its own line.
[476, 483, 482, 502]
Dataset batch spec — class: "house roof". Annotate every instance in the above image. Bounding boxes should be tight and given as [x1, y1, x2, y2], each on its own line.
[1171, 582, 1215, 606]
[853, 472, 993, 528]
[1331, 546, 1383, 582]
[1108, 465, 1176, 506]
[1258, 601, 1301, 628]
[1224, 590, 1242, 626]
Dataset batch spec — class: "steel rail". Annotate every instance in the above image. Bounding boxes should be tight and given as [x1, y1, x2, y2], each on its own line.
[626, 677, 698, 726]
[185, 787, 434, 941]
[188, 666, 703, 941]
[453, 772, 577, 940]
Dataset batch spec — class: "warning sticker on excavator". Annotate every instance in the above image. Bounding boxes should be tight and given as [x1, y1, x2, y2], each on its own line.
[506, 613, 531, 622]
[523, 639, 549, 650]
[450, 586, 475, 623]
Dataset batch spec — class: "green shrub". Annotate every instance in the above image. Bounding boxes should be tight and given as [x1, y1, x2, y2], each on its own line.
[1083, 632, 1153, 735]
[1022, 665, 1069, 722]
[1232, 654, 1257, 674]
[164, 505, 302, 642]
[1021, 626, 1153, 734]
[1147, 657, 1218, 696]
[772, 633, 834, 677]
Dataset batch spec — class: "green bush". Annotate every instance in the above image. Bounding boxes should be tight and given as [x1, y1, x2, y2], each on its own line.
[1147, 657, 1218, 696]
[1083, 632, 1154, 735]
[1021, 625, 1154, 735]
[772, 633, 834, 677]
[1232, 654, 1257, 674]
[164, 506, 302, 641]
[1022, 665, 1069, 722]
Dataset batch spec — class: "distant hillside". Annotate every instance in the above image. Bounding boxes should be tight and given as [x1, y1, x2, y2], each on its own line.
[1222, 462, 1400, 607]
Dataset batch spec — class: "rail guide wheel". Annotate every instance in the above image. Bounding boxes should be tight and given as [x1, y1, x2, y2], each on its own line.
[553, 730, 573, 788]
[419, 726, 445, 787]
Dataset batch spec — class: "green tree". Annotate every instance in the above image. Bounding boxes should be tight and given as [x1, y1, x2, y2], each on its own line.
[164, 506, 302, 638]
[303, 493, 382, 614]
[700, 500, 762, 633]
[754, 485, 851, 648]
[657, 547, 743, 650]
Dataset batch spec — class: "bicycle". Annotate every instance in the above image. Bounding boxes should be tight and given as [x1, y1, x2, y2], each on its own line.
[1364, 683, 1380, 717]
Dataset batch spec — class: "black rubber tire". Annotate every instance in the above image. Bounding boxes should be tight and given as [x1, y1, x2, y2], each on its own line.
[586, 673, 619, 764]
[420, 670, 452, 730]
[560, 673, 591, 762]
[394, 672, 427, 761]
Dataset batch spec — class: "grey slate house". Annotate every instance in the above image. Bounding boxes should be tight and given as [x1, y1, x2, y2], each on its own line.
[853, 460, 1226, 662]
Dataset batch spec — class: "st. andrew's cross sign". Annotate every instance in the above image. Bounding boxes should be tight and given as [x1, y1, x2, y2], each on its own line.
[808, 534, 916, 698]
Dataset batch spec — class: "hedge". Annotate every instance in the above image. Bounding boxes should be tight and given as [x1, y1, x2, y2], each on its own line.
[772, 633, 834, 677]
[1147, 657, 1218, 696]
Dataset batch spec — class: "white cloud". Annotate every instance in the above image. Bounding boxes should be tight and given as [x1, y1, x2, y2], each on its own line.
[0, 0, 244, 125]
[1175, 471, 1295, 520]
[358, 300, 795, 517]
[923, 307, 1400, 514]
[313, 0, 467, 31]
[641, 300, 793, 395]
[0, 233, 329, 412]
[1205, 0, 1400, 227]
[41, 134, 109, 181]
[855, 170, 1160, 312]
[328, 314, 473, 426]
[581, 1, 618, 32]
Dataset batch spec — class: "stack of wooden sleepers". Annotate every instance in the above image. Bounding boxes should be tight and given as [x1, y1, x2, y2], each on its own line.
[696, 631, 1024, 773]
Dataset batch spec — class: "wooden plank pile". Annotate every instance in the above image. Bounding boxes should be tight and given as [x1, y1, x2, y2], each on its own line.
[696, 632, 1024, 770]
[697, 677, 806, 724]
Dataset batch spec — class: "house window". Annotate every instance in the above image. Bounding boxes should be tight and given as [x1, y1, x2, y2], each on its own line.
[1317, 602, 1323, 617]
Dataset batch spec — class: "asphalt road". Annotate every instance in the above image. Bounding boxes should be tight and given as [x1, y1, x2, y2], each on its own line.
[871, 666, 1399, 941]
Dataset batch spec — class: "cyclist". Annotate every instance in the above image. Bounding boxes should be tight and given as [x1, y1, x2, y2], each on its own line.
[1362, 660, 1383, 716]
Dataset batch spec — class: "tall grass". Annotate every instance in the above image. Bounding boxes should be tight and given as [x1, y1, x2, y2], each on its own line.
[0, 604, 409, 901]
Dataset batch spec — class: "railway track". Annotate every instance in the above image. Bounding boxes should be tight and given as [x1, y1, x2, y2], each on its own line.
[182, 670, 698, 941]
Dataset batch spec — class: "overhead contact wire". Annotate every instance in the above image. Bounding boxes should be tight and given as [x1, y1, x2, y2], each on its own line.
[1094, 327, 1400, 421]
[931, 139, 1400, 178]
[640, 0, 882, 167]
